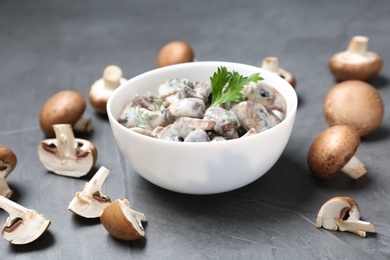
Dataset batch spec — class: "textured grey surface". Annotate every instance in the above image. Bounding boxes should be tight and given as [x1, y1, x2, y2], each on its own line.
[0, 0, 389, 259]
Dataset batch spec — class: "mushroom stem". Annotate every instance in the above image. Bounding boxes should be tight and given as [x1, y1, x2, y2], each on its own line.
[103, 65, 123, 90]
[77, 166, 110, 203]
[53, 124, 77, 160]
[337, 219, 376, 238]
[0, 195, 28, 218]
[347, 36, 368, 55]
[261, 57, 279, 72]
[73, 117, 92, 133]
[341, 155, 367, 179]
[0, 178, 12, 198]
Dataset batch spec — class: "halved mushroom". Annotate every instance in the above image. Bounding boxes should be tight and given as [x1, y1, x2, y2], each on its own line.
[156, 41, 195, 68]
[37, 124, 97, 178]
[89, 65, 127, 115]
[68, 166, 111, 218]
[0, 196, 51, 244]
[307, 125, 367, 180]
[324, 80, 384, 137]
[39, 90, 92, 137]
[100, 199, 146, 241]
[0, 146, 17, 198]
[261, 57, 296, 88]
[329, 35, 383, 81]
[316, 196, 375, 237]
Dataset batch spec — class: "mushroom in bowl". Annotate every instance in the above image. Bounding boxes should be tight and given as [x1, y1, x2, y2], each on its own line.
[106, 61, 298, 194]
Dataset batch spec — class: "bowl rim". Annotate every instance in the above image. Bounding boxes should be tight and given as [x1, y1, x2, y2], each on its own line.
[106, 61, 298, 146]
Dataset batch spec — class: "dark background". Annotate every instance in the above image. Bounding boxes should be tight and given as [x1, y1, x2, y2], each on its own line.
[0, 0, 389, 259]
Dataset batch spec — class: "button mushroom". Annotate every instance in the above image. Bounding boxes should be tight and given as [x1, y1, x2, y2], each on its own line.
[261, 57, 296, 88]
[89, 65, 127, 115]
[39, 90, 92, 137]
[100, 199, 146, 241]
[0, 146, 17, 198]
[307, 125, 367, 180]
[37, 124, 97, 178]
[156, 41, 195, 68]
[68, 166, 111, 218]
[316, 196, 375, 237]
[323, 80, 384, 137]
[328, 35, 383, 81]
[0, 196, 51, 244]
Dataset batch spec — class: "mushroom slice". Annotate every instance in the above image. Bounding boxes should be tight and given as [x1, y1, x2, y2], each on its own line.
[324, 80, 384, 137]
[39, 90, 92, 137]
[37, 124, 97, 178]
[100, 199, 146, 241]
[68, 166, 111, 218]
[156, 41, 195, 68]
[0, 196, 51, 244]
[307, 125, 367, 180]
[89, 65, 127, 115]
[316, 196, 375, 237]
[329, 35, 383, 81]
[261, 57, 296, 88]
[0, 146, 17, 198]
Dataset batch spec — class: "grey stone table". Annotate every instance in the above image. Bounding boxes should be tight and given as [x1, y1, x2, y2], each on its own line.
[0, 0, 389, 259]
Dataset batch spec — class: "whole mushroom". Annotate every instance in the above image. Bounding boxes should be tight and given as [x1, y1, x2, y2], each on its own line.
[307, 125, 367, 180]
[100, 199, 146, 241]
[329, 35, 383, 81]
[39, 90, 92, 137]
[316, 196, 375, 237]
[89, 65, 127, 115]
[37, 124, 97, 178]
[0, 146, 17, 198]
[0, 196, 51, 244]
[324, 80, 384, 137]
[261, 57, 296, 88]
[156, 41, 195, 68]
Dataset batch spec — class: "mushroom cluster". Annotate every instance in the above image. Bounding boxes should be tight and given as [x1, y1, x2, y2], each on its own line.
[68, 166, 147, 241]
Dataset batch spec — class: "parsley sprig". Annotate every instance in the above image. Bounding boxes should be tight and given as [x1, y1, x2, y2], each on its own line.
[210, 66, 263, 107]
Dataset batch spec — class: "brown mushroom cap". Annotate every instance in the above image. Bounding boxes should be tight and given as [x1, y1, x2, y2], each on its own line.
[39, 90, 87, 137]
[324, 80, 384, 137]
[156, 41, 194, 68]
[307, 125, 361, 180]
[100, 199, 146, 241]
[0, 146, 17, 179]
[329, 36, 383, 81]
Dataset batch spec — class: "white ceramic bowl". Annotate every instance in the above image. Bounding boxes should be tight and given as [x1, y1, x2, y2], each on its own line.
[107, 61, 298, 194]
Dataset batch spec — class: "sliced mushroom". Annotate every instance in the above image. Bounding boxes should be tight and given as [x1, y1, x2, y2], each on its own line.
[307, 125, 367, 180]
[0, 146, 17, 198]
[37, 124, 97, 178]
[89, 65, 127, 115]
[316, 196, 375, 237]
[261, 57, 296, 88]
[39, 90, 92, 137]
[156, 41, 195, 68]
[324, 80, 384, 137]
[68, 166, 111, 218]
[329, 35, 383, 81]
[100, 199, 146, 241]
[0, 196, 51, 244]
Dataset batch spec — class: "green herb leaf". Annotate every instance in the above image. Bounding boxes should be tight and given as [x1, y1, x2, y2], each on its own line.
[210, 66, 263, 107]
